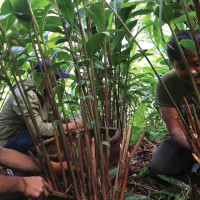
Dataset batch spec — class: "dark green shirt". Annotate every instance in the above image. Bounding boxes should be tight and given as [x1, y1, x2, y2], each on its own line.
[155, 69, 200, 123]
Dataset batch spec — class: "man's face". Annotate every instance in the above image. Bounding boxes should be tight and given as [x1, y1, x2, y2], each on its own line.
[173, 51, 200, 86]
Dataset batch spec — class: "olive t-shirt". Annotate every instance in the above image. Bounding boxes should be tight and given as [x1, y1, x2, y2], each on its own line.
[155, 69, 200, 123]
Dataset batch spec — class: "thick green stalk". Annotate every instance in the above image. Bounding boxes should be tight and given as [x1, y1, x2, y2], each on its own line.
[102, 0, 110, 197]
[90, 60, 107, 199]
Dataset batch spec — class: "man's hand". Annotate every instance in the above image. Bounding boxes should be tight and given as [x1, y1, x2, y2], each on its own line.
[67, 119, 84, 131]
[21, 176, 53, 199]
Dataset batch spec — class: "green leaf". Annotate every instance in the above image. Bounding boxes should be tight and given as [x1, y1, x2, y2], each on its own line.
[86, 33, 106, 58]
[131, 104, 147, 144]
[40, 4, 51, 32]
[0, 13, 12, 20]
[102, 141, 110, 147]
[57, 0, 74, 28]
[171, 11, 196, 24]
[10, 0, 31, 21]
[129, 8, 153, 18]
[10, 0, 32, 29]
[11, 46, 26, 58]
[86, 3, 105, 32]
[48, 61, 67, 72]
[180, 39, 196, 52]
[90, 120, 95, 125]
[109, 167, 117, 181]
[0, 75, 7, 81]
[31, 0, 49, 10]
[53, 120, 59, 127]
[120, 1, 152, 9]
[34, 73, 43, 88]
[17, 57, 36, 67]
[1, 0, 15, 32]
[94, 61, 104, 70]
[110, 0, 123, 12]
[111, 31, 125, 52]
[161, 5, 174, 24]
[158, 175, 190, 191]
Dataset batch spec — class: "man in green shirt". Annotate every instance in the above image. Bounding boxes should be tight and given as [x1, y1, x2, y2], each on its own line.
[150, 30, 200, 178]
[0, 60, 83, 155]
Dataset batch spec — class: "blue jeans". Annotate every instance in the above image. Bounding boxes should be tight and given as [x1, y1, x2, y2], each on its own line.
[4, 132, 36, 155]
[2, 133, 36, 199]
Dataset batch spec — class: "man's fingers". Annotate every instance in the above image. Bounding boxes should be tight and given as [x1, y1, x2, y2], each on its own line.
[43, 180, 53, 193]
[43, 187, 49, 198]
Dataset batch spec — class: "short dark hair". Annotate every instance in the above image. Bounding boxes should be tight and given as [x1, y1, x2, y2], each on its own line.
[167, 30, 200, 60]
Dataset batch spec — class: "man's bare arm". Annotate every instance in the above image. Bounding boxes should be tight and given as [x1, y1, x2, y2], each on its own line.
[0, 175, 52, 198]
[160, 107, 190, 149]
[0, 147, 40, 173]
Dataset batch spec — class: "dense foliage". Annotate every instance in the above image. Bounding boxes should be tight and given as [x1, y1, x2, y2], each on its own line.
[0, 0, 199, 199]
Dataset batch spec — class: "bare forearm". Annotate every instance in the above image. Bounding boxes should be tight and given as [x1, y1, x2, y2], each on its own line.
[0, 147, 40, 173]
[0, 175, 23, 195]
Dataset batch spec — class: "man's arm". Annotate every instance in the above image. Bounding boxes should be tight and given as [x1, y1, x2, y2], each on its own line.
[0, 147, 40, 173]
[0, 175, 52, 198]
[161, 107, 190, 149]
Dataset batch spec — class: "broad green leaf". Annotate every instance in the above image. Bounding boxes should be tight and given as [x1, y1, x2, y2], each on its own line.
[0, 13, 12, 20]
[48, 61, 67, 72]
[180, 39, 196, 52]
[171, 11, 196, 24]
[120, 1, 152, 9]
[158, 175, 190, 191]
[31, 0, 49, 10]
[44, 16, 63, 33]
[129, 9, 153, 19]
[161, 5, 174, 24]
[86, 33, 106, 58]
[40, 4, 51, 32]
[86, 3, 105, 32]
[17, 57, 36, 67]
[11, 46, 26, 58]
[94, 61, 104, 70]
[111, 32, 125, 52]
[110, 0, 123, 12]
[1, 0, 15, 32]
[57, 0, 74, 28]
[10, 0, 32, 30]
[10, 0, 31, 21]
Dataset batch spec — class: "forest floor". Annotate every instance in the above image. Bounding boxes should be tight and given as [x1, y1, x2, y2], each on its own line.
[127, 142, 166, 199]
[127, 141, 200, 199]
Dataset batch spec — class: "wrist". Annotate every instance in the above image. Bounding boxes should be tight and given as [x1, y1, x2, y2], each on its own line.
[17, 177, 27, 195]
